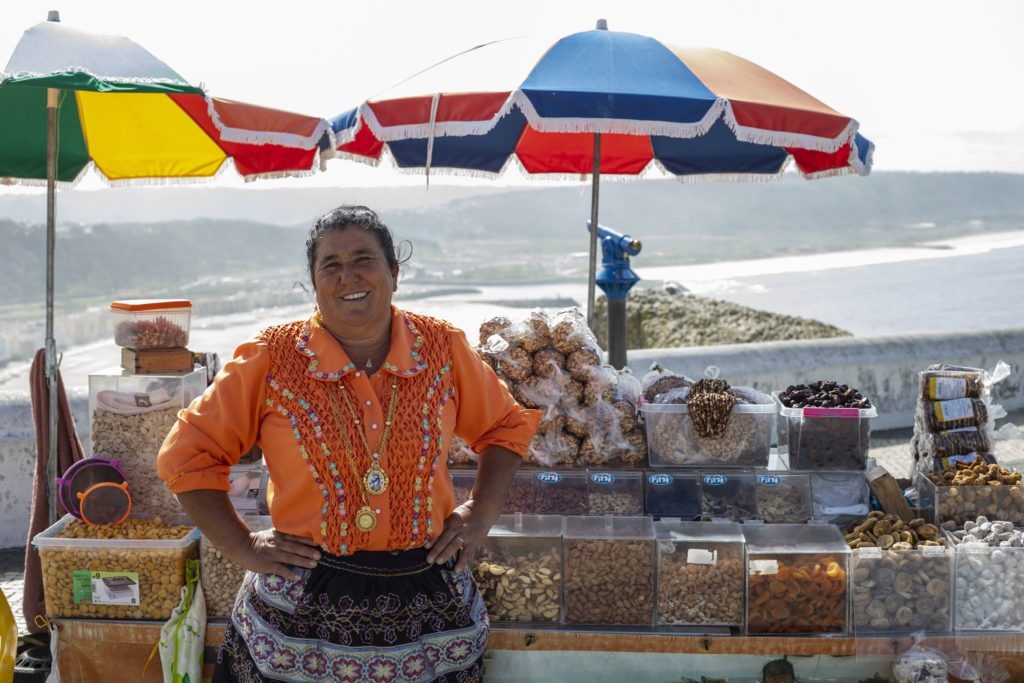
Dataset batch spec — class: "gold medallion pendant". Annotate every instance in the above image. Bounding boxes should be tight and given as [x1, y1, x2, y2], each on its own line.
[364, 462, 390, 496]
[354, 506, 377, 532]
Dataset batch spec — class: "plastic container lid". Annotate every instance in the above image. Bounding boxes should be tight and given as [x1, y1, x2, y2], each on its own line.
[110, 299, 192, 312]
[489, 513, 563, 538]
[56, 457, 126, 519]
[654, 519, 744, 543]
[78, 481, 132, 526]
[772, 391, 877, 419]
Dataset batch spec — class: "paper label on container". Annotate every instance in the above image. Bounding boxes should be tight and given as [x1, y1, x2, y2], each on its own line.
[748, 559, 779, 575]
[934, 398, 974, 423]
[73, 570, 140, 606]
[930, 377, 967, 400]
[687, 548, 717, 565]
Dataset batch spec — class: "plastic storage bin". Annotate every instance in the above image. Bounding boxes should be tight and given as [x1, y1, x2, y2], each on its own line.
[699, 471, 758, 522]
[644, 471, 701, 519]
[809, 471, 871, 524]
[947, 532, 1024, 632]
[642, 389, 776, 468]
[655, 520, 745, 628]
[33, 514, 199, 620]
[755, 472, 813, 523]
[473, 514, 563, 624]
[533, 470, 588, 515]
[586, 470, 643, 515]
[563, 515, 655, 626]
[89, 367, 206, 519]
[202, 515, 272, 619]
[744, 523, 850, 635]
[773, 392, 876, 470]
[111, 299, 192, 349]
[916, 473, 1024, 528]
[851, 545, 952, 634]
[451, 470, 535, 514]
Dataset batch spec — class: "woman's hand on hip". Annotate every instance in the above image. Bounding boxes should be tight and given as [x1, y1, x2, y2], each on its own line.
[426, 499, 500, 571]
[237, 529, 322, 582]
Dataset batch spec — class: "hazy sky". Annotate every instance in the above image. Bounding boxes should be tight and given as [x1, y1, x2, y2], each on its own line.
[2, 0, 1023, 191]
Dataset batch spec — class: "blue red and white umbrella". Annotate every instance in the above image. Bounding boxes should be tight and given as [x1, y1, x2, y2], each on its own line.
[328, 23, 874, 334]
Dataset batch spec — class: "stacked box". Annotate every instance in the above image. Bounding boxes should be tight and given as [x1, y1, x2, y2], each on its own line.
[655, 520, 744, 628]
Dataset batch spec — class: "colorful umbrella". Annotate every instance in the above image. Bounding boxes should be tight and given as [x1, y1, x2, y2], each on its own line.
[330, 22, 874, 362]
[0, 15, 332, 523]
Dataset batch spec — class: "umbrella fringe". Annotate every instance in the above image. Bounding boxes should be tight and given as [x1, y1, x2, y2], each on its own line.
[352, 95, 518, 143]
[241, 150, 328, 182]
[205, 97, 334, 150]
[513, 92, 727, 139]
[0, 164, 92, 189]
[97, 158, 234, 187]
[721, 101, 859, 154]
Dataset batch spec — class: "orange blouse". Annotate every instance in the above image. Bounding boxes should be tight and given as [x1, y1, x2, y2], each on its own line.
[156, 307, 539, 554]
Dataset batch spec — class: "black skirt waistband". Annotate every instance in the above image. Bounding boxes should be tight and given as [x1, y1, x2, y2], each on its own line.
[317, 547, 433, 575]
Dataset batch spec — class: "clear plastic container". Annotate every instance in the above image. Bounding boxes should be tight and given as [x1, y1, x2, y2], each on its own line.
[228, 463, 267, 514]
[586, 470, 643, 515]
[655, 520, 744, 628]
[202, 515, 272, 619]
[450, 470, 535, 514]
[773, 392, 876, 470]
[473, 513, 563, 625]
[947, 533, 1024, 632]
[642, 390, 776, 468]
[89, 367, 206, 519]
[563, 515, 655, 626]
[533, 470, 588, 515]
[755, 472, 813, 523]
[111, 299, 192, 349]
[809, 471, 871, 525]
[33, 514, 199, 620]
[916, 473, 1024, 528]
[644, 471, 701, 520]
[851, 546, 952, 634]
[744, 523, 850, 635]
[699, 471, 758, 522]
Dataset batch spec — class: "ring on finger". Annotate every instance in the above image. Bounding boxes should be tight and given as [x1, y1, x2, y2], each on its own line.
[454, 534, 464, 548]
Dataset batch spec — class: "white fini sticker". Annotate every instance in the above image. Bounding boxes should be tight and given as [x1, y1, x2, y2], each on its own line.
[930, 376, 967, 400]
[934, 398, 974, 423]
[748, 559, 779, 575]
[687, 548, 717, 565]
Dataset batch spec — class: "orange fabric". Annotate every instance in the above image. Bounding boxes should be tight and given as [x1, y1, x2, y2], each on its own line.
[157, 308, 539, 554]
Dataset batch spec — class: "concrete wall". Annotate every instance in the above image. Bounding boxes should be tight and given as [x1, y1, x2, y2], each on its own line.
[627, 328, 1024, 431]
[0, 389, 89, 550]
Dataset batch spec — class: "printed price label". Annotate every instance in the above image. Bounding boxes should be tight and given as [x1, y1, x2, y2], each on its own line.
[934, 398, 974, 423]
[687, 548, 717, 565]
[930, 377, 967, 400]
[748, 559, 779, 575]
[73, 570, 140, 606]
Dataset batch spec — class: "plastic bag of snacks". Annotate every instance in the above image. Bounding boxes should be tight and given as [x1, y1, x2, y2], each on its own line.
[892, 636, 949, 683]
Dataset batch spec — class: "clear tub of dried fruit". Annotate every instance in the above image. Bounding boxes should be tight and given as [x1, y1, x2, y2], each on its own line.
[744, 523, 850, 635]
[773, 382, 877, 470]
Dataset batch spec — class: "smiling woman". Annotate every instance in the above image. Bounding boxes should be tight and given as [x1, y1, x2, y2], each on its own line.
[157, 205, 540, 682]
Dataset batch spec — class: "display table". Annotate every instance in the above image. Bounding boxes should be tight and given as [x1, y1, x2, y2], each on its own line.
[51, 619, 1024, 683]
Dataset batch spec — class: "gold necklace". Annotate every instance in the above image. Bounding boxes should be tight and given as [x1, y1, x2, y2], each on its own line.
[337, 377, 400, 496]
[325, 377, 401, 533]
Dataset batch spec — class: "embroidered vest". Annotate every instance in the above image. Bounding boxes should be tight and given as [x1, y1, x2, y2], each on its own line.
[260, 312, 456, 554]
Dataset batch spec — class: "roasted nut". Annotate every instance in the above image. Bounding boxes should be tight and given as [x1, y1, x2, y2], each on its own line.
[114, 317, 187, 349]
[41, 519, 196, 620]
[532, 347, 565, 378]
[473, 546, 561, 623]
[478, 316, 512, 346]
[657, 543, 743, 626]
[927, 459, 1024, 527]
[92, 405, 182, 519]
[756, 479, 812, 523]
[649, 411, 769, 467]
[564, 539, 654, 625]
[201, 534, 248, 618]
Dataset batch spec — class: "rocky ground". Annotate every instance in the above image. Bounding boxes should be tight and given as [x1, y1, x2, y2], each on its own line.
[592, 288, 851, 349]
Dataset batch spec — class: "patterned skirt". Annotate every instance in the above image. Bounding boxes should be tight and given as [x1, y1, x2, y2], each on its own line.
[213, 548, 489, 682]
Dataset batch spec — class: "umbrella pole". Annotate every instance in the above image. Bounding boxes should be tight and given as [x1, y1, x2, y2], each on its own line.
[45, 87, 59, 525]
[586, 133, 601, 331]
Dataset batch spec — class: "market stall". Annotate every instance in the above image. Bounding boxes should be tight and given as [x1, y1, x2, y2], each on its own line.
[31, 305, 1024, 683]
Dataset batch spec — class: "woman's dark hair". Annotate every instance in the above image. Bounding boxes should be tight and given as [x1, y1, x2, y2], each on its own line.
[306, 205, 408, 287]
[762, 658, 794, 681]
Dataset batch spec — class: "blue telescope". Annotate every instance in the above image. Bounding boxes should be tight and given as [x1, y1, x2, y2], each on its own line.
[586, 221, 642, 369]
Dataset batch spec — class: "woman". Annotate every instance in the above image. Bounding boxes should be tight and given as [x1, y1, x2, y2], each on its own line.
[157, 205, 539, 682]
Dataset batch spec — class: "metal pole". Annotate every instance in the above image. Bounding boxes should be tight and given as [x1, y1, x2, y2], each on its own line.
[586, 133, 601, 330]
[607, 298, 627, 369]
[46, 87, 59, 525]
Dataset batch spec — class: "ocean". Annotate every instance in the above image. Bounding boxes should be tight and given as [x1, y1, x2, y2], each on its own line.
[1, 230, 1022, 393]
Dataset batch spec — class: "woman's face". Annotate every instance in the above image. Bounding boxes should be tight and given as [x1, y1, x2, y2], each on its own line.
[313, 227, 399, 335]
